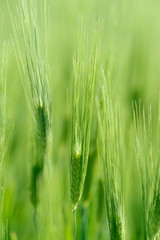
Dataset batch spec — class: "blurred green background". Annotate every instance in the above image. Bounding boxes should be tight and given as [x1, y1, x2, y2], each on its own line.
[1, 0, 160, 239]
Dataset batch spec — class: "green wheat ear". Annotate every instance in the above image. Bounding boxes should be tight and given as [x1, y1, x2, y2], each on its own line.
[70, 21, 98, 211]
[97, 69, 123, 240]
[30, 163, 42, 208]
[70, 151, 83, 211]
[149, 187, 160, 239]
[109, 200, 122, 240]
[10, 0, 51, 210]
[35, 104, 50, 153]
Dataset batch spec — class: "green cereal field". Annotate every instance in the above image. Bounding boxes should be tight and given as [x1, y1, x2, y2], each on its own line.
[1, 0, 160, 239]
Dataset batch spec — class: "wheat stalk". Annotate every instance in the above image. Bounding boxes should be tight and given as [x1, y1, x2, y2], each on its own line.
[0, 41, 7, 240]
[70, 22, 98, 211]
[97, 69, 123, 240]
[9, 0, 51, 209]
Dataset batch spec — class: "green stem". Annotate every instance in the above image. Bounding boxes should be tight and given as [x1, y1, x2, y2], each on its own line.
[73, 209, 77, 240]
[33, 209, 39, 240]
[81, 207, 88, 240]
